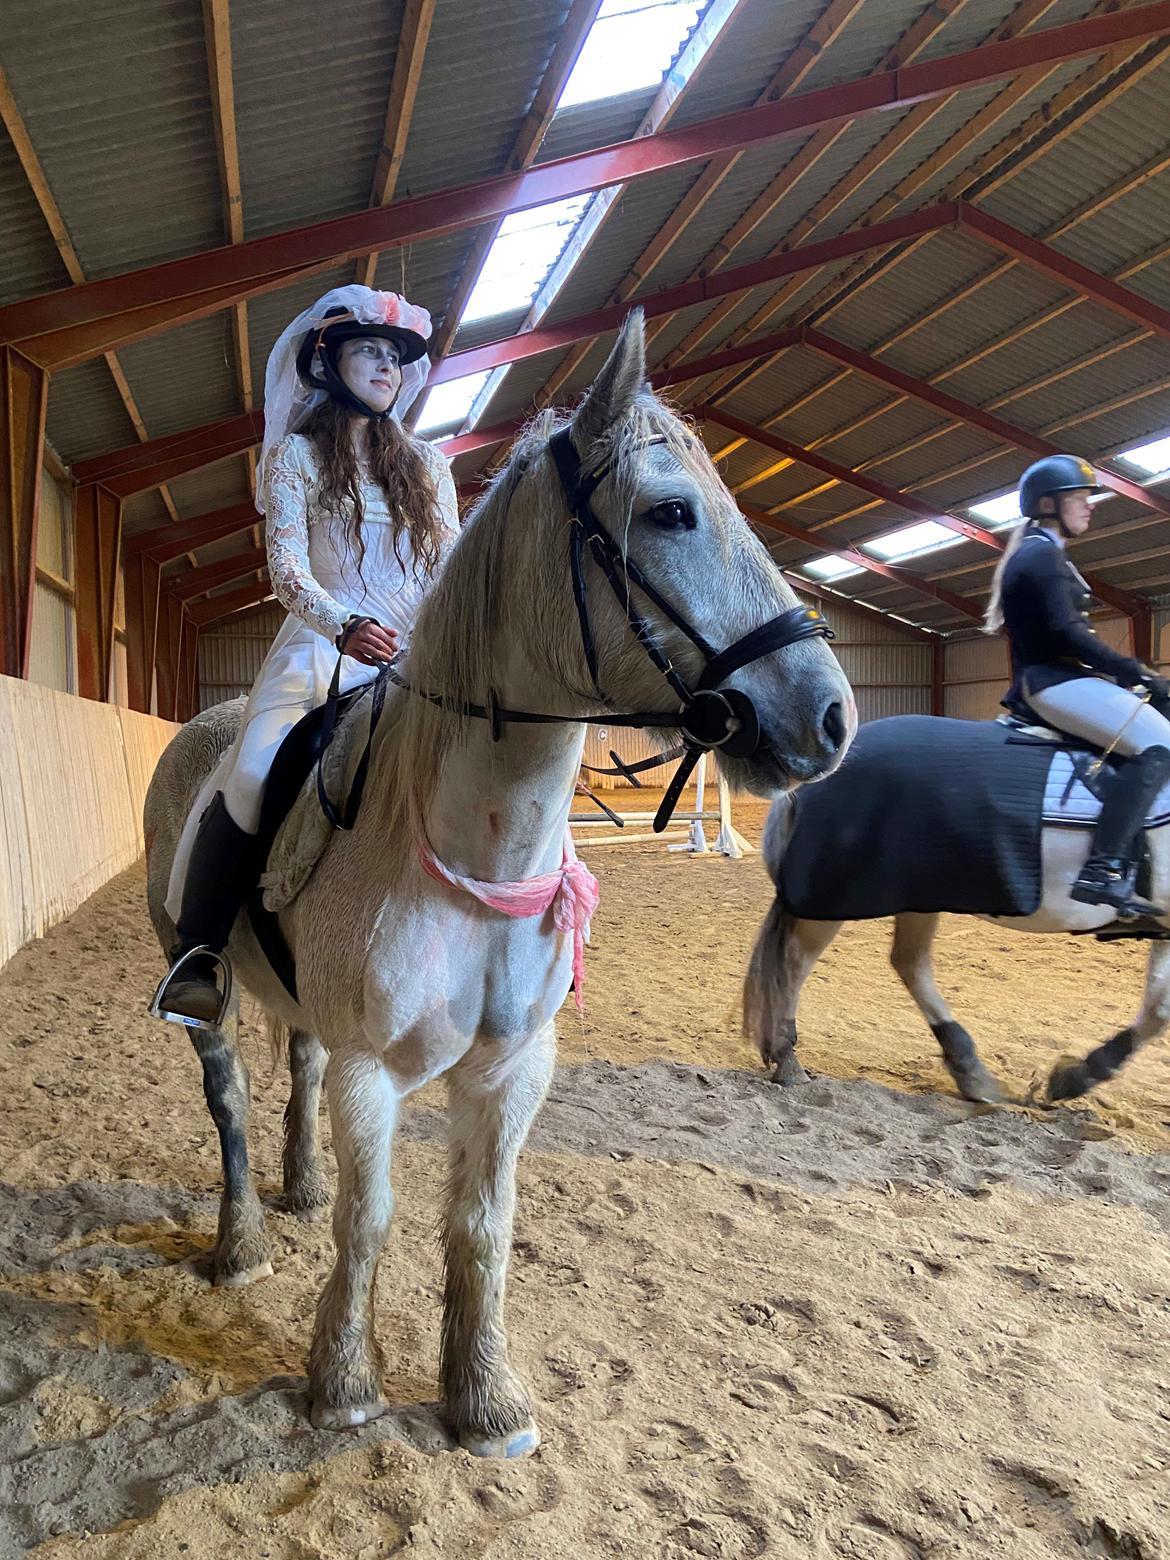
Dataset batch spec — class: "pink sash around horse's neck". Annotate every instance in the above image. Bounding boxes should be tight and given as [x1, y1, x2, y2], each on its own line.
[416, 831, 600, 1011]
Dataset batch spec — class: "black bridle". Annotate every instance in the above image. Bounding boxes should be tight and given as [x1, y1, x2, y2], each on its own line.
[334, 425, 833, 833]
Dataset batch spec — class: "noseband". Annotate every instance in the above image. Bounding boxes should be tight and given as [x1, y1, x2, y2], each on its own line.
[385, 425, 832, 831]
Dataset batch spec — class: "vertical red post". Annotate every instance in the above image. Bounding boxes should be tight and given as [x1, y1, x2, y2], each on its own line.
[74, 480, 124, 700]
[0, 345, 48, 677]
[1131, 603, 1153, 666]
[123, 551, 161, 712]
[155, 591, 184, 721]
[931, 636, 945, 717]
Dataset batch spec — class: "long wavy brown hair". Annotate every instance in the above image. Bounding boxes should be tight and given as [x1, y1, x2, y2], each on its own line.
[301, 397, 445, 582]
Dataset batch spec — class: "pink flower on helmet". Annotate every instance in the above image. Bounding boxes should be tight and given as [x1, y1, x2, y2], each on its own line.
[372, 290, 432, 340]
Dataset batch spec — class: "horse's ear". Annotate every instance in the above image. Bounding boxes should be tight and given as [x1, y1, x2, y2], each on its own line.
[572, 309, 646, 453]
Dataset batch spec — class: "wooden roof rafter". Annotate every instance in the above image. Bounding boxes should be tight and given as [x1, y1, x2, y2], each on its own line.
[356, 0, 438, 290]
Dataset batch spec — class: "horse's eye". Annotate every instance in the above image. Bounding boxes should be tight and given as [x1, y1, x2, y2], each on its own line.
[646, 498, 695, 531]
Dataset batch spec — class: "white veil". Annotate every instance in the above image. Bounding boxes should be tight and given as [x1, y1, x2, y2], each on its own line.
[256, 284, 433, 512]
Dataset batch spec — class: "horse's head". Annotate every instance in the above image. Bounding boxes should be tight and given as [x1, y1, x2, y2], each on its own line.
[523, 310, 856, 792]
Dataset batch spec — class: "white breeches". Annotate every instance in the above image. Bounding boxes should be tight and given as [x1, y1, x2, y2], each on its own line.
[221, 703, 305, 833]
[1026, 677, 1170, 758]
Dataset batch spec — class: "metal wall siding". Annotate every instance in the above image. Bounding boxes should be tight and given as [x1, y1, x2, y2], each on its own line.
[197, 602, 285, 710]
[27, 586, 74, 695]
[1, 0, 223, 278]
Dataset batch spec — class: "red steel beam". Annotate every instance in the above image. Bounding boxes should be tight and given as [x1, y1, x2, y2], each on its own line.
[802, 327, 1170, 522]
[73, 482, 123, 701]
[128, 501, 262, 563]
[6, 3, 1170, 369]
[74, 410, 262, 485]
[700, 404, 1003, 549]
[171, 543, 268, 601]
[188, 577, 273, 628]
[739, 499, 983, 620]
[123, 550, 160, 712]
[432, 208, 955, 385]
[701, 402, 1146, 619]
[959, 202, 1170, 341]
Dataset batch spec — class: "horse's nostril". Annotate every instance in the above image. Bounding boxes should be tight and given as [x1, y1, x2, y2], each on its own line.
[822, 700, 848, 752]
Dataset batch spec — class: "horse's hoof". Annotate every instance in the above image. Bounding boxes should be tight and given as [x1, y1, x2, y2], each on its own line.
[460, 1419, 541, 1459]
[213, 1258, 274, 1288]
[955, 1065, 1005, 1105]
[310, 1396, 388, 1430]
[1046, 1061, 1093, 1103]
[769, 1053, 809, 1088]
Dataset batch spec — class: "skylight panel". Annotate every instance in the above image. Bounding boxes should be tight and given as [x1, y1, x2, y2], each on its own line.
[414, 371, 491, 435]
[1118, 434, 1170, 477]
[864, 520, 961, 563]
[460, 195, 594, 325]
[969, 492, 1020, 527]
[558, 0, 704, 110]
[800, 555, 864, 582]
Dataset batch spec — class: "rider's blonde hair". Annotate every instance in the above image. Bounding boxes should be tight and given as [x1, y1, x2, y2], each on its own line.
[982, 523, 1033, 636]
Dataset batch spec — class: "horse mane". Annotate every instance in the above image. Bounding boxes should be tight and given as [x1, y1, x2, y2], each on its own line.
[372, 389, 732, 841]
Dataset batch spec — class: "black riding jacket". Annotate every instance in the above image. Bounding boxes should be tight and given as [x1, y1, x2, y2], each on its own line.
[1000, 527, 1143, 712]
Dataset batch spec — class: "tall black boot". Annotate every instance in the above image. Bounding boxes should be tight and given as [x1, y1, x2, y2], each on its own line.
[1070, 746, 1170, 917]
[150, 793, 262, 1027]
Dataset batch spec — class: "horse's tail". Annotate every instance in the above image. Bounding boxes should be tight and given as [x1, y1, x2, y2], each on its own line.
[742, 890, 788, 1058]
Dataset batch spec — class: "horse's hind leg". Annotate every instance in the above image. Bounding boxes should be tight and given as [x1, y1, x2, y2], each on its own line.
[282, 1029, 330, 1217]
[890, 913, 1002, 1104]
[744, 904, 840, 1086]
[441, 1022, 556, 1458]
[191, 1012, 273, 1285]
[1048, 941, 1170, 1101]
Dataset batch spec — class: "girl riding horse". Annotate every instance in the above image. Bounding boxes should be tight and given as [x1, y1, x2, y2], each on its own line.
[986, 453, 1170, 918]
[154, 285, 459, 1026]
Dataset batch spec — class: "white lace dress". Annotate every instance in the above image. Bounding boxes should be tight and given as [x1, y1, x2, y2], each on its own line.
[165, 431, 459, 918]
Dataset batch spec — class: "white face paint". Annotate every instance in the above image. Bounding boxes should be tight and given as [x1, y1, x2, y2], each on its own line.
[338, 336, 403, 414]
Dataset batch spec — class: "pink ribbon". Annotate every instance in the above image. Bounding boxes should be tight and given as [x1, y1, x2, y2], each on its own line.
[417, 831, 600, 1011]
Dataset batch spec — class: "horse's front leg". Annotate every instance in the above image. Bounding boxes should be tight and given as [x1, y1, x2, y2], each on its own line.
[308, 1048, 398, 1428]
[441, 1020, 556, 1458]
[890, 913, 1003, 1104]
[282, 1028, 330, 1216]
[191, 1012, 273, 1285]
[1048, 941, 1170, 1101]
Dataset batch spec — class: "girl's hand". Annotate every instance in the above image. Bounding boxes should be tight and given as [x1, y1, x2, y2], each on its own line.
[342, 619, 399, 665]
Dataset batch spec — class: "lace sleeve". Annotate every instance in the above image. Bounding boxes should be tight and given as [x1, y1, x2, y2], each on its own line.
[262, 437, 349, 642]
[426, 441, 461, 546]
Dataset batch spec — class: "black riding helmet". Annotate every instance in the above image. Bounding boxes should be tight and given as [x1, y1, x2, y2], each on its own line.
[1019, 454, 1103, 520]
[295, 307, 429, 420]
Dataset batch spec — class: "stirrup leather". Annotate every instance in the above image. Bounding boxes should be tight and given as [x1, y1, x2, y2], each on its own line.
[149, 946, 234, 1031]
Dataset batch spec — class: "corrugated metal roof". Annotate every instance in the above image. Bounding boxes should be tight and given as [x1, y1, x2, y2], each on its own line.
[0, 127, 69, 305]
[45, 360, 138, 465]
[1, 0, 224, 278]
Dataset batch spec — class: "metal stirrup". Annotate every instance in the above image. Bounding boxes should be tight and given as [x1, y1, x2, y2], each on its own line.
[149, 946, 234, 1031]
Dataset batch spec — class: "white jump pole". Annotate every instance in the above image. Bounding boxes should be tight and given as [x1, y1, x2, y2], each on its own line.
[571, 752, 753, 857]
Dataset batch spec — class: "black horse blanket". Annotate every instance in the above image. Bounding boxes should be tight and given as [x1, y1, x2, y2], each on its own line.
[777, 716, 1059, 921]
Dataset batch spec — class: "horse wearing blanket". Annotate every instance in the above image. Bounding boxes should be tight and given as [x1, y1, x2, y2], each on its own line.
[745, 713, 1170, 1107]
[145, 314, 854, 1455]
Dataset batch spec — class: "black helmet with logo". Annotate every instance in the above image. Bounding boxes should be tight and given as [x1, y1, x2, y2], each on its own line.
[1018, 454, 1102, 519]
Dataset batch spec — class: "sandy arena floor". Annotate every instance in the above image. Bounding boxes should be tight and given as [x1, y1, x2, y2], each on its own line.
[2, 799, 1169, 1557]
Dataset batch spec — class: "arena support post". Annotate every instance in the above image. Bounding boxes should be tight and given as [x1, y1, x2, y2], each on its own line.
[0, 345, 48, 679]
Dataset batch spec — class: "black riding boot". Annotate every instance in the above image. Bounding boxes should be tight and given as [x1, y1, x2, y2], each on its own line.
[151, 793, 261, 1026]
[1070, 746, 1170, 917]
